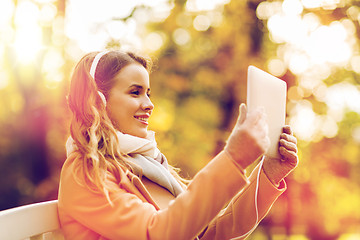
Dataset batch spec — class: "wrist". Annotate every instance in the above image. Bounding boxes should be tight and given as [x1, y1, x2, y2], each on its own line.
[224, 135, 265, 171]
[223, 149, 246, 175]
[262, 157, 283, 186]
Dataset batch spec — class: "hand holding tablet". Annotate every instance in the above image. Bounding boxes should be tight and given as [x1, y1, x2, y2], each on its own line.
[246, 66, 287, 159]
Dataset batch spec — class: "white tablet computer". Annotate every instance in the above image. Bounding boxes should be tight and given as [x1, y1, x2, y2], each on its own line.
[246, 65, 287, 159]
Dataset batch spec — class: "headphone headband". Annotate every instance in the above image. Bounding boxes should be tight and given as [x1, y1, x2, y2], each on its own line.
[90, 50, 110, 79]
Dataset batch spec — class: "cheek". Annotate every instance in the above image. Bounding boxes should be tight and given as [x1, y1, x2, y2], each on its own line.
[120, 99, 139, 116]
[107, 109, 129, 132]
[107, 99, 138, 123]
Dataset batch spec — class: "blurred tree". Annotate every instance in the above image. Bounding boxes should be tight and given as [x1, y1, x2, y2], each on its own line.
[0, 0, 69, 210]
[0, 0, 360, 239]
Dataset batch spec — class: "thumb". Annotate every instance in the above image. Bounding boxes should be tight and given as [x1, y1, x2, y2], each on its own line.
[237, 103, 247, 124]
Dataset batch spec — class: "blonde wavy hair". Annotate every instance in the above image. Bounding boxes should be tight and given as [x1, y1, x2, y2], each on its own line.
[67, 51, 185, 202]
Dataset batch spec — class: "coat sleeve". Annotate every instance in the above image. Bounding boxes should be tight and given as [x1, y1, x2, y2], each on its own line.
[200, 162, 286, 240]
[58, 151, 251, 240]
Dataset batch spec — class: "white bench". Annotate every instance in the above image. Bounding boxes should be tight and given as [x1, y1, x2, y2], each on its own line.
[0, 200, 64, 240]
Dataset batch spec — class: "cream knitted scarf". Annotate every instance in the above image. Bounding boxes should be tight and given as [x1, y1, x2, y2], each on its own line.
[65, 131, 184, 197]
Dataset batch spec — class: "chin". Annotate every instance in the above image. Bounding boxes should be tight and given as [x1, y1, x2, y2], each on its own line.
[133, 129, 148, 138]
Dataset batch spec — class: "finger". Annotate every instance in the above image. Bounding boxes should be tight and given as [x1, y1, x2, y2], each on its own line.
[256, 106, 266, 115]
[247, 114, 268, 139]
[247, 107, 267, 125]
[263, 136, 271, 152]
[279, 139, 298, 153]
[283, 125, 293, 135]
[280, 133, 297, 145]
[238, 103, 247, 124]
[279, 146, 298, 164]
[259, 117, 269, 135]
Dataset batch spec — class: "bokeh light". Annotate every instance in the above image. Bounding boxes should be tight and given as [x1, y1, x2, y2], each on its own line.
[0, 1, 360, 239]
[258, 0, 359, 143]
[13, 0, 43, 64]
[172, 28, 191, 46]
[186, 0, 230, 12]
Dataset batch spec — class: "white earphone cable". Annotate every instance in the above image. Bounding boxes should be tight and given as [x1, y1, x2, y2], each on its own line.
[231, 155, 265, 240]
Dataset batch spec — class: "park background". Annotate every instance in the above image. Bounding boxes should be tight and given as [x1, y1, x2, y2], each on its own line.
[0, 0, 359, 239]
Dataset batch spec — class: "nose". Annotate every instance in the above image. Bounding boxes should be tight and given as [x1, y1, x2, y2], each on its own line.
[142, 96, 154, 112]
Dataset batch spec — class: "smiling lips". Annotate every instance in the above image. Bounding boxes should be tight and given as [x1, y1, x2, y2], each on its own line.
[134, 115, 149, 125]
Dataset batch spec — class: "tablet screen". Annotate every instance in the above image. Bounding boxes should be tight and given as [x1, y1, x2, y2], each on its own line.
[246, 66, 287, 159]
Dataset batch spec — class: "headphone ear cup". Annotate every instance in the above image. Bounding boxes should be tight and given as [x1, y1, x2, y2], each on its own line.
[97, 91, 107, 106]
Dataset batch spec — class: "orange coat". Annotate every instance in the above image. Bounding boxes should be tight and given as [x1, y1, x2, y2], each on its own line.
[58, 151, 286, 240]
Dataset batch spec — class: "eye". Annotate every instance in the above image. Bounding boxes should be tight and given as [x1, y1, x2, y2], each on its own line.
[130, 90, 140, 96]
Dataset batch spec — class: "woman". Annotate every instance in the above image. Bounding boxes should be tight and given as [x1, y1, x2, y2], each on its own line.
[58, 50, 298, 240]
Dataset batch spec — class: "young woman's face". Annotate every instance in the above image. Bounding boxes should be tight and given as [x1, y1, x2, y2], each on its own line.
[106, 63, 154, 138]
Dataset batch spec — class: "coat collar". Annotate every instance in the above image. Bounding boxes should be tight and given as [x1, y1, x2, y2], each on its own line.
[120, 169, 161, 210]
